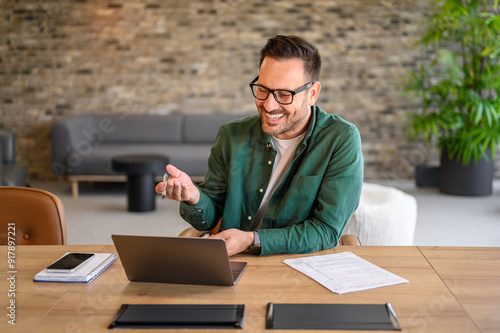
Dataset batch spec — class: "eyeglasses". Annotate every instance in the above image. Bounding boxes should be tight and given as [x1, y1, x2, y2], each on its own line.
[249, 76, 313, 105]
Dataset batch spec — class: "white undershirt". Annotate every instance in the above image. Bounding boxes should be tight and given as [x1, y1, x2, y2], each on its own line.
[252, 133, 305, 230]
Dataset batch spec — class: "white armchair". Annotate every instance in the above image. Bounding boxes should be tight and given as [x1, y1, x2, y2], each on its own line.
[343, 183, 417, 246]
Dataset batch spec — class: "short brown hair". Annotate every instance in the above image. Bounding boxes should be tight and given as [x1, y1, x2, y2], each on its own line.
[259, 35, 321, 82]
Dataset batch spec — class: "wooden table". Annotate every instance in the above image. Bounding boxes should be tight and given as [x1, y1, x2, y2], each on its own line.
[1, 245, 499, 332]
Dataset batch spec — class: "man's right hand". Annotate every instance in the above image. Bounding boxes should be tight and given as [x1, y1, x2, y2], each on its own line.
[155, 164, 200, 206]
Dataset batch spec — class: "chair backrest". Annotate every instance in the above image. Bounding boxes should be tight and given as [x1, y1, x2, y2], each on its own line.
[0, 187, 67, 245]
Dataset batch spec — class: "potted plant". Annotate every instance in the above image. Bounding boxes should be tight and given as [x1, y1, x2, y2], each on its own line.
[404, 0, 500, 196]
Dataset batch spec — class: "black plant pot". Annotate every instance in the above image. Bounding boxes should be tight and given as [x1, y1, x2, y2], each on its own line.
[415, 165, 440, 188]
[439, 148, 494, 196]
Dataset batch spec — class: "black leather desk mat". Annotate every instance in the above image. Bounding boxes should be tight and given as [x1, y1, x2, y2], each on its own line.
[108, 304, 245, 329]
[266, 303, 401, 330]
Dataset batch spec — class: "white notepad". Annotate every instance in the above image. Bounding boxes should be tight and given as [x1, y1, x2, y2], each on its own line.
[34, 252, 117, 283]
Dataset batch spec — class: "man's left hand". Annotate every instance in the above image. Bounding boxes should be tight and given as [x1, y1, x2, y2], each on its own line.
[209, 229, 254, 256]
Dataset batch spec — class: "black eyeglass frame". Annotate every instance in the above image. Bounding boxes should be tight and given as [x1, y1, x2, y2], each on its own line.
[249, 76, 314, 105]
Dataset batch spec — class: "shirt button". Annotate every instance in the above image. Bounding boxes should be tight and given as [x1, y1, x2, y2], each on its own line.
[247, 216, 252, 220]
[268, 160, 272, 165]
[259, 188, 263, 193]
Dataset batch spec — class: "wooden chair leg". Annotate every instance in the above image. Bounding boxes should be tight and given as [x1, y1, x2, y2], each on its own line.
[71, 181, 79, 198]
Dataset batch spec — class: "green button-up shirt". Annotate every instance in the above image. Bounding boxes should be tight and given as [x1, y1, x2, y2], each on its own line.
[180, 106, 364, 255]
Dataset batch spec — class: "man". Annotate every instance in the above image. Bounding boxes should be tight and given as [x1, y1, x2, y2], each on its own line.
[156, 35, 363, 256]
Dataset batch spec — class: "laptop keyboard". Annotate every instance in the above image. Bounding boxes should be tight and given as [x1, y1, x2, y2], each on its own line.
[232, 270, 241, 280]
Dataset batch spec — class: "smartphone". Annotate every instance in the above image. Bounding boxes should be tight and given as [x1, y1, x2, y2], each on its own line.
[46, 253, 95, 273]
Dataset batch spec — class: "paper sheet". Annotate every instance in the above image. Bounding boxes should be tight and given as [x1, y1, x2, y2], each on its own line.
[283, 251, 409, 294]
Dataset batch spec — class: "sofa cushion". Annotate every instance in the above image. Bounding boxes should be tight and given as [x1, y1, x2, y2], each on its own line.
[53, 114, 183, 145]
[66, 144, 212, 176]
[182, 113, 254, 143]
[103, 114, 182, 143]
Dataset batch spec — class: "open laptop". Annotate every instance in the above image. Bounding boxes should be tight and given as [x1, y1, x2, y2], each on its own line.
[111, 235, 247, 286]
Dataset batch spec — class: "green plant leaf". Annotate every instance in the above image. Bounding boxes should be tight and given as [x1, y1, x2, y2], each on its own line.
[402, 0, 500, 165]
[481, 46, 495, 57]
[485, 102, 495, 127]
[481, 135, 491, 156]
[474, 101, 484, 124]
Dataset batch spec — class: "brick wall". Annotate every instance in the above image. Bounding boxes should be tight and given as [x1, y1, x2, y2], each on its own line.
[1, 0, 499, 181]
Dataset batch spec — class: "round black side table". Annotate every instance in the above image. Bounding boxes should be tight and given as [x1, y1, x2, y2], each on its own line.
[112, 155, 168, 212]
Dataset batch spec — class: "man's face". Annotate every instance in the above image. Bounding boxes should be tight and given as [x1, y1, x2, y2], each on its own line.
[255, 57, 320, 140]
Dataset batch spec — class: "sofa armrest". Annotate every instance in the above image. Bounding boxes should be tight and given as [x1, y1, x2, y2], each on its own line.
[51, 115, 102, 177]
[0, 128, 16, 164]
[0, 128, 26, 186]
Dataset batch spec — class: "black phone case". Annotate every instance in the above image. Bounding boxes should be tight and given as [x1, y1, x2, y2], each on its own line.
[46, 253, 94, 271]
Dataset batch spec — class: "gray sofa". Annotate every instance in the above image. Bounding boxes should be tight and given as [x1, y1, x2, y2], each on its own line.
[51, 113, 253, 197]
[0, 127, 26, 187]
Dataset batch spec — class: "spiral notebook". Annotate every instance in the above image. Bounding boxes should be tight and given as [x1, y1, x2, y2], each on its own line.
[34, 252, 117, 283]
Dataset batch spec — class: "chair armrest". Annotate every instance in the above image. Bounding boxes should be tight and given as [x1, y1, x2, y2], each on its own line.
[178, 227, 207, 238]
[339, 234, 361, 246]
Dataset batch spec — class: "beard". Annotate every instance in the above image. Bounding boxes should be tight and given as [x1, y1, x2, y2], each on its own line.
[259, 105, 287, 137]
[258, 97, 310, 139]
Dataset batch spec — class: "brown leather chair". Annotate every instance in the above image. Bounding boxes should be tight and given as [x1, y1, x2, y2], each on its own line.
[0, 187, 67, 245]
[178, 218, 221, 238]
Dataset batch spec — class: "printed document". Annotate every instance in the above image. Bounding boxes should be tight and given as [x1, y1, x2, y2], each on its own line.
[283, 251, 409, 294]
